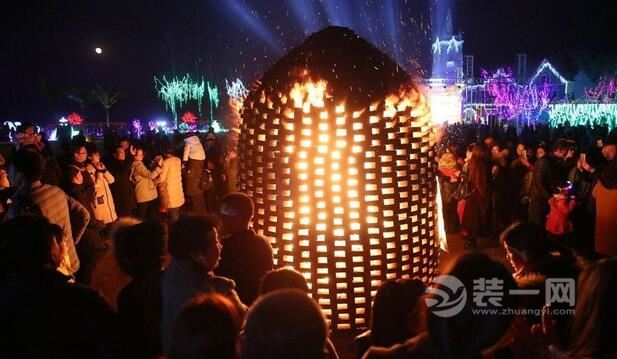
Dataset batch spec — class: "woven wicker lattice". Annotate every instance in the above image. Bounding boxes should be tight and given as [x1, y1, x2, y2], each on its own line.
[238, 27, 439, 331]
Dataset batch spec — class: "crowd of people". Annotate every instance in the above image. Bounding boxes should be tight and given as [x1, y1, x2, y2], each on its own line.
[437, 122, 617, 258]
[0, 121, 616, 358]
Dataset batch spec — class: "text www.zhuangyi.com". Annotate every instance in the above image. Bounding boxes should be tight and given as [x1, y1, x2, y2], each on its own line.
[471, 308, 575, 316]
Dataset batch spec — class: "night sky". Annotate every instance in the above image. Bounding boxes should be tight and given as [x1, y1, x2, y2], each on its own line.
[2, 0, 616, 123]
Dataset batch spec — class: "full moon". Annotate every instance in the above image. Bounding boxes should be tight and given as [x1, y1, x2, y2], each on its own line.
[95, 47, 102, 54]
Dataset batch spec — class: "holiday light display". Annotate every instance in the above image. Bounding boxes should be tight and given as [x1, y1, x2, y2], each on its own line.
[528, 60, 569, 97]
[480, 68, 551, 123]
[207, 81, 220, 123]
[237, 27, 440, 331]
[67, 112, 84, 126]
[586, 73, 617, 103]
[181, 111, 198, 124]
[154, 75, 206, 127]
[225, 78, 250, 102]
[431, 35, 463, 54]
[132, 119, 143, 138]
[548, 104, 617, 130]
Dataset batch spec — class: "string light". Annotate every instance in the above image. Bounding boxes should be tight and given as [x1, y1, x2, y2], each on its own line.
[548, 104, 617, 131]
[528, 60, 569, 96]
[154, 74, 206, 127]
[586, 73, 617, 103]
[225, 78, 249, 102]
[207, 81, 220, 125]
[432, 36, 463, 54]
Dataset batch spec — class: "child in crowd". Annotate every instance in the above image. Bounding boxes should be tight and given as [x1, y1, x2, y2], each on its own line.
[546, 182, 576, 244]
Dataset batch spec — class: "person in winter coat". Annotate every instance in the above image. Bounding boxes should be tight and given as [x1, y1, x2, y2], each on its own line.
[592, 144, 617, 256]
[143, 215, 245, 356]
[9, 149, 90, 276]
[159, 146, 184, 223]
[107, 145, 136, 217]
[461, 143, 491, 248]
[0, 216, 115, 359]
[87, 149, 117, 225]
[216, 193, 273, 305]
[182, 133, 206, 214]
[66, 166, 106, 285]
[546, 182, 576, 243]
[66, 145, 96, 203]
[131, 148, 162, 221]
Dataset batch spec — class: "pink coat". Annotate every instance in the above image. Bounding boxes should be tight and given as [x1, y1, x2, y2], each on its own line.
[545, 196, 576, 235]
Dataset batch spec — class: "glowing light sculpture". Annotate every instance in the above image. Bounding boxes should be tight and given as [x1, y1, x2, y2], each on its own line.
[154, 75, 206, 127]
[548, 104, 617, 131]
[207, 81, 220, 123]
[225, 78, 250, 103]
[586, 73, 617, 103]
[67, 112, 84, 126]
[181, 111, 198, 124]
[237, 27, 439, 331]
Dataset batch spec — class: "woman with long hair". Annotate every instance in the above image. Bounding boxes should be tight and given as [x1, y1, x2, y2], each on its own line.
[461, 142, 491, 248]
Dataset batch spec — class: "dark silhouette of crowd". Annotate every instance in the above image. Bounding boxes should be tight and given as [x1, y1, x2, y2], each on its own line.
[0, 121, 616, 358]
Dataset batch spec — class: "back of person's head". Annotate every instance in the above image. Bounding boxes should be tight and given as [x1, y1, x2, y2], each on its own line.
[426, 252, 517, 359]
[552, 138, 570, 155]
[220, 192, 254, 224]
[168, 293, 241, 359]
[471, 142, 489, 161]
[0, 216, 64, 273]
[13, 149, 46, 182]
[260, 267, 309, 295]
[500, 221, 551, 264]
[370, 278, 427, 347]
[569, 257, 617, 358]
[242, 289, 328, 359]
[169, 215, 219, 269]
[113, 220, 167, 278]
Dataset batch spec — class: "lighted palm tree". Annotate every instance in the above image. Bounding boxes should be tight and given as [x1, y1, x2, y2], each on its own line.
[93, 86, 123, 126]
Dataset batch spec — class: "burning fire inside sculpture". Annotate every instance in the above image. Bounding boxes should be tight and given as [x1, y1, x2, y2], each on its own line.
[237, 27, 444, 330]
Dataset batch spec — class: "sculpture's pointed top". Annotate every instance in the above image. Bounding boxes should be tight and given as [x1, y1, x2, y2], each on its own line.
[247, 26, 419, 108]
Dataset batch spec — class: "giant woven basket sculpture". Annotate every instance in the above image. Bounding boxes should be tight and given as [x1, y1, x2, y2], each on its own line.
[238, 27, 439, 330]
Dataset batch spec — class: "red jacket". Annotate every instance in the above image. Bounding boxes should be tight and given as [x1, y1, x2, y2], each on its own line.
[546, 196, 576, 235]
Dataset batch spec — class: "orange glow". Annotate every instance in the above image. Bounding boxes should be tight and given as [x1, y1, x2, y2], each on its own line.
[238, 78, 438, 331]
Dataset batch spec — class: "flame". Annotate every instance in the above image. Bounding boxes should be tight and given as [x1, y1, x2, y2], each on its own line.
[290, 80, 329, 108]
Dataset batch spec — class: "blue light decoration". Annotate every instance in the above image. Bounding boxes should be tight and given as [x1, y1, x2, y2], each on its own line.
[548, 104, 617, 130]
[431, 36, 463, 55]
[528, 59, 570, 97]
[225, 78, 249, 103]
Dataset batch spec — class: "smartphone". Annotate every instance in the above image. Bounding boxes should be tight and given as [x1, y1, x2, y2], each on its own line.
[580, 153, 586, 162]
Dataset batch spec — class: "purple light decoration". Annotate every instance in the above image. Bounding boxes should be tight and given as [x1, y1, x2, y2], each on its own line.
[481, 67, 551, 123]
[586, 73, 617, 103]
[132, 119, 143, 138]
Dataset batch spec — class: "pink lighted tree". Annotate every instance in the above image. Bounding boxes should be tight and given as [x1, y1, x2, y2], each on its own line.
[67, 112, 84, 126]
[181, 111, 198, 124]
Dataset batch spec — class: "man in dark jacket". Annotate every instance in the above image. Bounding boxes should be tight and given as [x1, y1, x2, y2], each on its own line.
[216, 192, 274, 305]
[107, 145, 136, 217]
[0, 216, 115, 358]
[528, 140, 568, 225]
